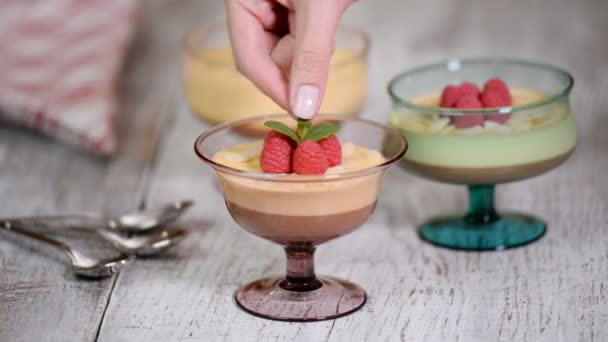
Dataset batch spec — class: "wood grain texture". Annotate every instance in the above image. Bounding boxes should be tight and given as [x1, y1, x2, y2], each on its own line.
[4, 0, 608, 341]
[0, 4, 171, 341]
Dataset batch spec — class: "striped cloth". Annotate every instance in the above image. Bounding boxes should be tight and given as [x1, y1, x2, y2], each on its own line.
[0, 0, 137, 155]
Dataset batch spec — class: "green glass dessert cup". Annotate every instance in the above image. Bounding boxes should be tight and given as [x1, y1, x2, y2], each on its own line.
[388, 59, 576, 251]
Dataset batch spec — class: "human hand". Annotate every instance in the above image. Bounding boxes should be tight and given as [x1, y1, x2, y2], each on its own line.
[225, 0, 353, 119]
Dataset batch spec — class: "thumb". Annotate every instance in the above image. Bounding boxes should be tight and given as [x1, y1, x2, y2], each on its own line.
[289, 0, 347, 119]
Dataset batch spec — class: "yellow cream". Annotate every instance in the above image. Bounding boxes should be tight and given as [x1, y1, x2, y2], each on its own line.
[183, 47, 367, 123]
[213, 140, 385, 174]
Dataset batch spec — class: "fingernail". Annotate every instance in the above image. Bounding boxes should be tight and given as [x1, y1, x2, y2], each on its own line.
[293, 85, 319, 119]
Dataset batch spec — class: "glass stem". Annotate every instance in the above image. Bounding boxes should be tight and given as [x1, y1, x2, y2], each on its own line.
[465, 185, 499, 224]
[280, 245, 322, 292]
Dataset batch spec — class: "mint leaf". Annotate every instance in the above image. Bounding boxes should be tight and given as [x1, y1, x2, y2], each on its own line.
[264, 121, 300, 143]
[296, 119, 312, 140]
[302, 123, 339, 142]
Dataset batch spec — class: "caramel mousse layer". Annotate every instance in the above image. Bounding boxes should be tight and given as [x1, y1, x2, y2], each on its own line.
[218, 172, 383, 216]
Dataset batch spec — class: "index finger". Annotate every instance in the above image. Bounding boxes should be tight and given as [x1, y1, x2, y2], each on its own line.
[225, 1, 290, 110]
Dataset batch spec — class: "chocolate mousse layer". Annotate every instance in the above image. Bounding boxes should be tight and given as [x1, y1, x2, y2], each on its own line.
[226, 201, 377, 245]
[403, 148, 574, 184]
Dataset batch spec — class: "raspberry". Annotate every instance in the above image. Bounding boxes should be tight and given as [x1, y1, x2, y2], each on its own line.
[264, 130, 296, 147]
[481, 89, 512, 108]
[260, 136, 294, 174]
[481, 89, 512, 124]
[482, 78, 512, 124]
[318, 135, 342, 167]
[458, 82, 480, 98]
[451, 95, 484, 128]
[451, 115, 485, 128]
[484, 78, 509, 95]
[440, 85, 460, 108]
[293, 141, 328, 175]
[455, 95, 483, 109]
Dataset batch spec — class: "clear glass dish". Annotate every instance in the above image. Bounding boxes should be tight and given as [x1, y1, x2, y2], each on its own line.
[388, 58, 576, 250]
[195, 114, 406, 321]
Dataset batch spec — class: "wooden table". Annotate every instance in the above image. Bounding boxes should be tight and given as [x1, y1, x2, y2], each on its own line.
[2, 1, 607, 341]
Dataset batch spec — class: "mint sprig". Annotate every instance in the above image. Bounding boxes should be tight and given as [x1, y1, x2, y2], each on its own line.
[264, 121, 300, 142]
[296, 118, 312, 141]
[264, 119, 339, 143]
[302, 123, 339, 141]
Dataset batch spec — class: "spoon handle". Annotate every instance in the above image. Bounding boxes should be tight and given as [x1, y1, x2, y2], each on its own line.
[3, 214, 105, 229]
[1, 221, 77, 263]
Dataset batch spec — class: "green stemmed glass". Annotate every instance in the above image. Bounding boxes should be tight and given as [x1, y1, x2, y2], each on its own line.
[388, 59, 576, 250]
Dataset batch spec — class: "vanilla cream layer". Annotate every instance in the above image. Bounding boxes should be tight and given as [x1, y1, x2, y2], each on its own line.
[390, 88, 577, 168]
[213, 141, 386, 216]
[213, 141, 385, 174]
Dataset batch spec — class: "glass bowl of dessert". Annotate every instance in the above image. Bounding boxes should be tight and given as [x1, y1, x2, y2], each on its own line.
[388, 59, 576, 251]
[182, 23, 369, 124]
[195, 114, 407, 321]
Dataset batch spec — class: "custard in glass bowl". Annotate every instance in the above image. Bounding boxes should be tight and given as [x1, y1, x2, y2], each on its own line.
[182, 24, 369, 124]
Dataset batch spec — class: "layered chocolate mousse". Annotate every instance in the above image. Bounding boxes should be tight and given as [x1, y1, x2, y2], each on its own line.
[213, 140, 386, 245]
[390, 87, 576, 184]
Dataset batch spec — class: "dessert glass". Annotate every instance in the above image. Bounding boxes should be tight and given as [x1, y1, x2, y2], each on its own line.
[388, 59, 576, 251]
[182, 24, 369, 124]
[195, 114, 407, 321]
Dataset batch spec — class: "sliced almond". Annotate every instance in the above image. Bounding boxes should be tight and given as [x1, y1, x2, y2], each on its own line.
[428, 117, 450, 133]
[484, 121, 512, 134]
[326, 165, 345, 174]
[439, 124, 455, 135]
[341, 142, 355, 158]
[222, 152, 248, 162]
[239, 142, 263, 159]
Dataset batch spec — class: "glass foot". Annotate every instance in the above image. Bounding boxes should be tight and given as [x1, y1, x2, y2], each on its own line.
[419, 213, 546, 251]
[235, 276, 367, 322]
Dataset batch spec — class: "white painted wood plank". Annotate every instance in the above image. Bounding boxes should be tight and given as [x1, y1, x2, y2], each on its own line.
[0, 11, 173, 342]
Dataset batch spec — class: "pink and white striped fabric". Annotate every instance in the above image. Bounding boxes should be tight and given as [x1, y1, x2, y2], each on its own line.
[0, 0, 138, 155]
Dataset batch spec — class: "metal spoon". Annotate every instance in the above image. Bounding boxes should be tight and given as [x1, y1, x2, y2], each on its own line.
[1, 221, 134, 278]
[8, 200, 194, 233]
[97, 227, 189, 257]
[106, 200, 194, 232]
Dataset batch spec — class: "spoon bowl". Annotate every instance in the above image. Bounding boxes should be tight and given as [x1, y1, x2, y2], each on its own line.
[107, 200, 194, 233]
[73, 254, 135, 278]
[98, 227, 189, 257]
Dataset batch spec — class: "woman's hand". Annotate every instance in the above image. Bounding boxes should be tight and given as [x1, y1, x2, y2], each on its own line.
[225, 0, 353, 119]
